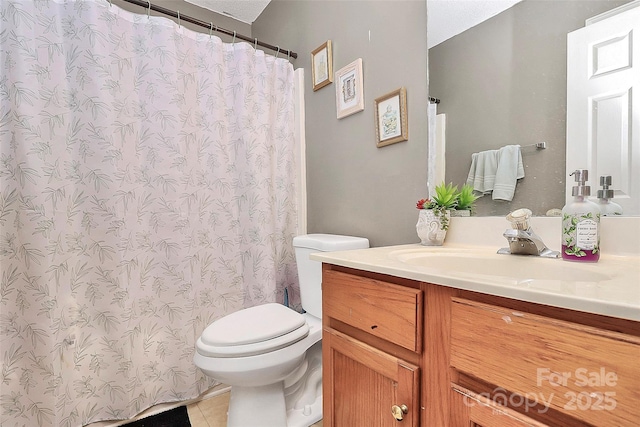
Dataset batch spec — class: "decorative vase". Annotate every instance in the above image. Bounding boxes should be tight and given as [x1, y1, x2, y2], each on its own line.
[416, 209, 450, 246]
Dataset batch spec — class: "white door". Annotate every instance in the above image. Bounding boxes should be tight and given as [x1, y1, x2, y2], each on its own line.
[566, 1, 640, 215]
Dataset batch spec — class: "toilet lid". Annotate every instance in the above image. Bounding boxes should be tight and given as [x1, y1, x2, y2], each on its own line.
[197, 303, 309, 357]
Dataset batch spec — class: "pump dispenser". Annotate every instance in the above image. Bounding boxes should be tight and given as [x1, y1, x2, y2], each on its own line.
[597, 176, 623, 216]
[561, 169, 600, 262]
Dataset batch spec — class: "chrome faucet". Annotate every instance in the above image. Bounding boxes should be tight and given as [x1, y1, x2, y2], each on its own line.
[497, 209, 560, 258]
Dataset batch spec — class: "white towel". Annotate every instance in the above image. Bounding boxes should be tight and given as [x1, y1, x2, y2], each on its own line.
[493, 145, 525, 201]
[466, 149, 499, 195]
[466, 145, 524, 201]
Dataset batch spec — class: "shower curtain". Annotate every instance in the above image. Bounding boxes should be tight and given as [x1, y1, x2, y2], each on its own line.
[0, 1, 300, 425]
[427, 102, 438, 196]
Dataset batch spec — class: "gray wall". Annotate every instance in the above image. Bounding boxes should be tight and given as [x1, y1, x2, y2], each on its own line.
[429, 0, 630, 216]
[254, 1, 429, 247]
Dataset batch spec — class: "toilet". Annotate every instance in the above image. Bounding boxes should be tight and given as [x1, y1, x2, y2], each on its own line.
[193, 234, 369, 427]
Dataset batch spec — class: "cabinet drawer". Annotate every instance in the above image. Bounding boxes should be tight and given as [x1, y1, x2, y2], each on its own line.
[451, 298, 640, 426]
[323, 269, 422, 352]
[452, 384, 549, 427]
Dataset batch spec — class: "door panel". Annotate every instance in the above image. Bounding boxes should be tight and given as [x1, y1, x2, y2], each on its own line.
[566, 3, 640, 214]
[324, 328, 420, 427]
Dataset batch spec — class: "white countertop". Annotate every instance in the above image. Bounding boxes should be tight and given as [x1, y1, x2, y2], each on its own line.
[311, 243, 640, 321]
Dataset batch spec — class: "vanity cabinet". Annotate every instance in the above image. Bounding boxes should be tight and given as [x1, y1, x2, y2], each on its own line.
[450, 298, 640, 427]
[322, 267, 422, 427]
[321, 264, 640, 427]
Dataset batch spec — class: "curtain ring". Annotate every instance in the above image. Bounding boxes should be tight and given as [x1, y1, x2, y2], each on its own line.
[232, 31, 236, 44]
[210, 22, 213, 37]
[287, 50, 291, 60]
[147, 1, 151, 18]
[177, 10, 180, 27]
[109, 0, 112, 6]
[254, 38, 258, 49]
[275, 46, 280, 59]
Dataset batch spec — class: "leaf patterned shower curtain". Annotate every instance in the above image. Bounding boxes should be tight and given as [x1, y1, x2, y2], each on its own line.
[0, 0, 300, 425]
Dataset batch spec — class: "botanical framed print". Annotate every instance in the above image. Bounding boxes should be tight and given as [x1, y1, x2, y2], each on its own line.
[311, 40, 333, 91]
[374, 87, 408, 147]
[335, 58, 364, 119]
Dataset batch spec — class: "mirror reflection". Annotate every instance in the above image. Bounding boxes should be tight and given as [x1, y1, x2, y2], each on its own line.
[428, 0, 636, 216]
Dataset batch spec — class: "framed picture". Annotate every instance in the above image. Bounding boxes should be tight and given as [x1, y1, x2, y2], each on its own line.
[335, 58, 364, 119]
[311, 40, 333, 91]
[374, 87, 408, 147]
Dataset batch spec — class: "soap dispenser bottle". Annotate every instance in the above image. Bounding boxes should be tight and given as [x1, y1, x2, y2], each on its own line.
[561, 169, 600, 262]
[596, 176, 623, 216]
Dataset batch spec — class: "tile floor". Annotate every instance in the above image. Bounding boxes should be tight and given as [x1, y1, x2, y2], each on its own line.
[186, 391, 323, 427]
[86, 385, 322, 427]
[186, 391, 229, 427]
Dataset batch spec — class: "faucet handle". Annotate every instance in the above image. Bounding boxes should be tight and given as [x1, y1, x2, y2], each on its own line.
[506, 208, 532, 230]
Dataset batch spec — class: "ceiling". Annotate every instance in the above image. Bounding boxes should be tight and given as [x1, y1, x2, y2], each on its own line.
[427, 0, 522, 48]
[186, 0, 522, 47]
[185, 0, 271, 24]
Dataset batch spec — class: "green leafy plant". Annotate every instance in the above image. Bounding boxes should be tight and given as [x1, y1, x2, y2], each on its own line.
[432, 182, 459, 210]
[416, 182, 459, 230]
[455, 184, 479, 212]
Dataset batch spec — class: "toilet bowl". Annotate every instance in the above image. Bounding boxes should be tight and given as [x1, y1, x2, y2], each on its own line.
[194, 304, 320, 388]
[194, 309, 322, 426]
[193, 234, 369, 427]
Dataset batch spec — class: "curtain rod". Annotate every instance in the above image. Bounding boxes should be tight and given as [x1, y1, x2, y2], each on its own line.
[118, 0, 298, 59]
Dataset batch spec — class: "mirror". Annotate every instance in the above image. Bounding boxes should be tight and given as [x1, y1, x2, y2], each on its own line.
[428, 0, 635, 216]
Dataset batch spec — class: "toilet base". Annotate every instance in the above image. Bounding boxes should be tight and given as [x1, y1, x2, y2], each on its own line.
[286, 392, 322, 427]
[228, 384, 287, 427]
[225, 342, 323, 427]
[226, 382, 322, 427]
[284, 341, 322, 427]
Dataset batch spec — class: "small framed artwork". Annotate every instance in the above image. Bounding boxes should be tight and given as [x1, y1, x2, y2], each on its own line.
[311, 40, 333, 91]
[374, 87, 408, 147]
[335, 58, 364, 119]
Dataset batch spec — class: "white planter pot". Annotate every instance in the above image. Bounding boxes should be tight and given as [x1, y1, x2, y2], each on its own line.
[416, 209, 450, 246]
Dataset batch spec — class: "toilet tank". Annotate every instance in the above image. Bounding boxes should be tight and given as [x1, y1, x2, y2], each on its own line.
[293, 234, 369, 319]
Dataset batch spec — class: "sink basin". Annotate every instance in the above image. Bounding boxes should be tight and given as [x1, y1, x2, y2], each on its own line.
[391, 250, 613, 283]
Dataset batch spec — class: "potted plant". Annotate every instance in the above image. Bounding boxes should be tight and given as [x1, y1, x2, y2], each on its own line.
[415, 182, 458, 245]
[451, 183, 479, 216]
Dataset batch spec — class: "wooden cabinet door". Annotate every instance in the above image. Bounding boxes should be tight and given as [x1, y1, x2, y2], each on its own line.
[323, 328, 420, 427]
[451, 385, 549, 427]
[450, 298, 640, 426]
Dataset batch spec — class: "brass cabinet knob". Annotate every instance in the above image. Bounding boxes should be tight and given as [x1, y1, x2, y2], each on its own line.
[391, 404, 409, 421]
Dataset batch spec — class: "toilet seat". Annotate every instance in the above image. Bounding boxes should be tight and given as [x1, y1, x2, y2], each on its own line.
[197, 303, 309, 358]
